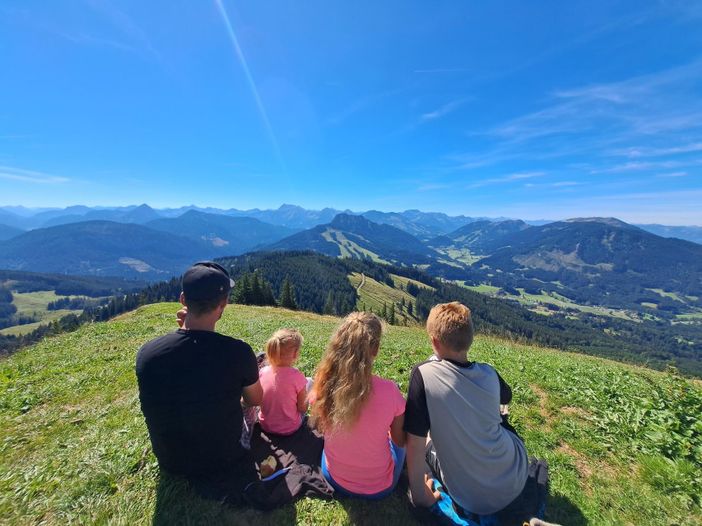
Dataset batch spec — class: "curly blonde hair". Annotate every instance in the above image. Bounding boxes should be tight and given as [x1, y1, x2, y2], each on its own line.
[310, 312, 382, 432]
[264, 328, 303, 367]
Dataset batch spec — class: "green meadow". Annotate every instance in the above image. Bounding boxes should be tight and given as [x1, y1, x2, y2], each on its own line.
[1, 303, 701, 525]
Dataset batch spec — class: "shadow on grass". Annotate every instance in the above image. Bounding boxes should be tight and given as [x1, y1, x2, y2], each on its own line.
[337, 488, 588, 526]
[152, 472, 298, 526]
[151, 472, 586, 525]
[337, 490, 426, 526]
[546, 493, 587, 526]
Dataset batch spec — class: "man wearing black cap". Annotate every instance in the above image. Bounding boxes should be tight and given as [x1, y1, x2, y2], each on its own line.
[136, 261, 262, 502]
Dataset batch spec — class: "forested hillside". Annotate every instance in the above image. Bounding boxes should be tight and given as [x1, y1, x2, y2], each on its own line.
[471, 218, 702, 313]
[265, 213, 437, 265]
[218, 251, 702, 376]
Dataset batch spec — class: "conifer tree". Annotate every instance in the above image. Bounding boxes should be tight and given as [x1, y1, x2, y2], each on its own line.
[251, 271, 263, 305]
[280, 277, 297, 310]
[323, 291, 335, 315]
[388, 303, 396, 325]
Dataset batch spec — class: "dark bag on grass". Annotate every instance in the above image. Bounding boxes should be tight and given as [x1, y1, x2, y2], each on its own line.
[243, 421, 333, 510]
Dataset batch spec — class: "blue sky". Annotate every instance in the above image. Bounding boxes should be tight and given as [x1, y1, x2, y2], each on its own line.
[1, 1, 702, 224]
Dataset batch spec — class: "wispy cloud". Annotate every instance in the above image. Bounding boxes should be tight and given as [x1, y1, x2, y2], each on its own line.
[413, 68, 471, 74]
[420, 99, 468, 122]
[58, 31, 142, 54]
[417, 183, 451, 192]
[489, 59, 702, 144]
[591, 159, 702, 173]
[83, 0, 161, 62]
[0, 166, 70, 184]
[657, 171, 688, 178]
[612, 142, 702, 158]
[327, 87, 406, 125]
[467, 171, 545, 189]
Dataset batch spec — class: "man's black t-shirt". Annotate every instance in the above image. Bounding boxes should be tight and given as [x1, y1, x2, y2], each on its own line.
[136, 329, 259, 477]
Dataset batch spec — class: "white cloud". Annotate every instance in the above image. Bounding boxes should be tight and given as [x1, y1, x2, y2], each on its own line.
[420, 99, 468, 122]
[613, 142, 702, 158]
[0, 166, 70, 184]
[487, 59, 702, 147]
[591, 159, 702, 173]
[413, 68, 471, 74]
[467, 171, 545, 189]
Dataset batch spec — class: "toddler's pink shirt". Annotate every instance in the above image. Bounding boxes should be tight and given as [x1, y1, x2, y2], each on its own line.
[259, 365, 307, 435]
[322, 375, 405, 494]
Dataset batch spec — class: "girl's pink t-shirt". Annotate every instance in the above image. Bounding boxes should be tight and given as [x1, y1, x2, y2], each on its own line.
[258, 365, 307, 435]
[322, 375, 406, 494]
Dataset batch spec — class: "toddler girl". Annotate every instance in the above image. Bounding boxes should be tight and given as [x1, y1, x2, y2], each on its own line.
[258, 328, 308, 435]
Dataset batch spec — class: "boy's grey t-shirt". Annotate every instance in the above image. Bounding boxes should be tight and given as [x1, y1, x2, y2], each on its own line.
[404, 358, 528, 515]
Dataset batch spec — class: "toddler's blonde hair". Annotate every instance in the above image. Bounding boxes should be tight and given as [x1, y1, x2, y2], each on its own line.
[265, 328, 303, 367]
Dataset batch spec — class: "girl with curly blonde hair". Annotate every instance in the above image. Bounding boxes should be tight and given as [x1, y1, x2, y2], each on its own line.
[310, 312, 406, 499]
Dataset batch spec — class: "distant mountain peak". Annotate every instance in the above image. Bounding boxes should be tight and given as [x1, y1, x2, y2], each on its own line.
[278, 203, 305, 212]
[565, 217, 635, 228]
[329, 212, 372, 229]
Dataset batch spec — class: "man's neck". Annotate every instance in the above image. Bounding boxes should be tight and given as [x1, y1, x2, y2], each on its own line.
[181, 314, 217, 332]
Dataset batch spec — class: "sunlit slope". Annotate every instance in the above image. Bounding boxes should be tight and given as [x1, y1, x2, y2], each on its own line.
[348, 272, 436, 326]
[1, 304, 700, 525]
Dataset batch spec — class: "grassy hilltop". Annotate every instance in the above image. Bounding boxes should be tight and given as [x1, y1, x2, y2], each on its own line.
[1, 303, 701, 525]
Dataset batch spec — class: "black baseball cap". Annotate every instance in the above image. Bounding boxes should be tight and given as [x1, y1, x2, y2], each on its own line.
[182, 261, 235, 301]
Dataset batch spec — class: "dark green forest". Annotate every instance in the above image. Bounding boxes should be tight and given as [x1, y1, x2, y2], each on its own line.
[2, 251, 700, 376]
[219, 252, 702, 376]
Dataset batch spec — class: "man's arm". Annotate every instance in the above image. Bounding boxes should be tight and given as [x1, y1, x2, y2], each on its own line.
[406, 433, 440, 507]
[242, 380, 263, 406]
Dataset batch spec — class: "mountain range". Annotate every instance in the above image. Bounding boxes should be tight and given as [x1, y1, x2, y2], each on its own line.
[265, 213, 437, 265]
[2, 204, 701, 244]
[0, 204, 701, 318]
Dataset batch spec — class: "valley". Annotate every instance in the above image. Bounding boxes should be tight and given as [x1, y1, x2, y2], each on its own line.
[1, 205, 701, 376]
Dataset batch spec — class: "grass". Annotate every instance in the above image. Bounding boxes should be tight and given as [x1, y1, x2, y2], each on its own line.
[1, 303, 701, 525]
[321, 229, 390, 264]
[0, 291, 87, 337]
[463, 283, 642, 322]
[348, 272, 418, 325]
[647, 288, 688, 304]
[434, 247, 484, 266]
[0, 309, 77, 336]
[463, 283, 501, 294]
[11, 290, 64, 314]
[388, 273, 435, 292]
[676, 312, 702, 322]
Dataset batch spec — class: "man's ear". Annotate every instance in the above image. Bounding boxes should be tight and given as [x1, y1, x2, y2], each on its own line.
[179, 292, 187, 306]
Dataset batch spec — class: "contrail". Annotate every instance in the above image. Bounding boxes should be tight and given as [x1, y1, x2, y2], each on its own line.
[213, 0, 287, 172]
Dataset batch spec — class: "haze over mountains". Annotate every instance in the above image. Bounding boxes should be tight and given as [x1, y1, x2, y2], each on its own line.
[0, 203, 700, 317]
[1, 202, 701, 376]
[3, 204, 701, 243]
